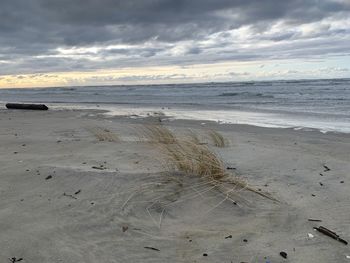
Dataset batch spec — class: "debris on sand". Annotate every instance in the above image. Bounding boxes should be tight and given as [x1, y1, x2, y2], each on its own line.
[63, 193, 77, 200]
[279, 251, 287, 259]
[92, 166, 106, 170]
[8, 257, 23, 262]
[323, 165, 331, 172]
[45, 175, 53, 180]
[308, 218, 322, 222]
[314, 226, 348, 245]
[144, 246, 160, 251]
[307, 233, 314, 239]
[6, 103, 48, 111]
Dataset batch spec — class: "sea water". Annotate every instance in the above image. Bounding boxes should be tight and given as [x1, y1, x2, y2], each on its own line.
[1, 78, 350, 133]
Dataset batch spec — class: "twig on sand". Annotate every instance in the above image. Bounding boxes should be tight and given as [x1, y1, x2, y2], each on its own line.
[92, 166, 105, 170]
[323, 165, 331, 172]
[144, 246, 160, 251]
[308, 218, 322, 222]
[8, 258, 23, 263]
[63, 192, 77, 200]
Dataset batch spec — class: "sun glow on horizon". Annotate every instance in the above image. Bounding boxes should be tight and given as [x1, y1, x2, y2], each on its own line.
[1, 56, 349, 89]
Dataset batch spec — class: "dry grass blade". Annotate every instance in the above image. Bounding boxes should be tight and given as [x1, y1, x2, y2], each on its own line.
[208, 130, 227, 147]
[143, 125, 176, 144]
[187, 129, 202, 144]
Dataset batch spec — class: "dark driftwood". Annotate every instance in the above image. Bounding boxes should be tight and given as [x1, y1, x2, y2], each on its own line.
[6, 103, 48, 110]
[314, 226, 348, 245]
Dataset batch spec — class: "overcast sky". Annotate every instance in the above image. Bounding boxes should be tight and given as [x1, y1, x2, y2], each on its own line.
[1, 0, 350, 87]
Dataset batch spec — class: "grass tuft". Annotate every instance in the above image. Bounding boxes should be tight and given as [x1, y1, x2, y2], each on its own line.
[143, 125, 177, 144]
[141, 125, 276, 202]
[187, 129, 202, 145]
[164, 141, 226, 181]
[164, 140, 276, 201]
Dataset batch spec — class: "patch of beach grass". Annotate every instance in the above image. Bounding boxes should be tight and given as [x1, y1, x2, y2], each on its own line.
[140, 125, 276, 203]
[122, 129, 276, 228]
[187, 129, 202, 145]
[163, 139, 276, 201]
[142, 124, 177, 144]
[164, 141, 226, 181]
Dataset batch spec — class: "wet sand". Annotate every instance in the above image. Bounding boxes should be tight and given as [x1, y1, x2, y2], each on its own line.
[0, 108, 349, 262]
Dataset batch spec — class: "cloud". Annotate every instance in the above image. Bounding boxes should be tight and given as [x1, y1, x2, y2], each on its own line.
[0, 0, 350, 78]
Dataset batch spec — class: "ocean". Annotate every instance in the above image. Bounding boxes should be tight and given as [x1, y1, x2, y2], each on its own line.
[1, 78, 350, 133]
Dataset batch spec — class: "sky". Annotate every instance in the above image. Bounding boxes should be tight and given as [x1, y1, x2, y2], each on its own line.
[1, 0, 350, 88]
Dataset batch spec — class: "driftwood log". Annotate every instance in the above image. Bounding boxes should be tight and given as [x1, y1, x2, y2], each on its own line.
[6, 103, 48, 111]
[314, 226, 348, 245]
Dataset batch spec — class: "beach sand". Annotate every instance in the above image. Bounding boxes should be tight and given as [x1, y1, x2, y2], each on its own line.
[0, 108, 349, 262]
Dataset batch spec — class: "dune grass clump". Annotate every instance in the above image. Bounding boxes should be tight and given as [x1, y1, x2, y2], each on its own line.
[208, 130, 227, 147]
[143, 125, 177, 144]
[164, 140, 276, 201]
[165, 141, 227, 181]
[141, 125, 276, 202]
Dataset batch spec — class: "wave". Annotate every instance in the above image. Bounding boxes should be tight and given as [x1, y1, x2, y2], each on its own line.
[219, 92, 274, 98]
[219, 92, 239, 96]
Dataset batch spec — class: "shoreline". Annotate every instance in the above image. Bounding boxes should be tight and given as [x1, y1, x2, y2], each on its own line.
[2, 101, 350, 134]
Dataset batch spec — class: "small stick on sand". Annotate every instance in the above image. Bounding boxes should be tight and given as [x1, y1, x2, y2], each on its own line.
[144, 246, 160, 251]
[308, 218, 322, 222]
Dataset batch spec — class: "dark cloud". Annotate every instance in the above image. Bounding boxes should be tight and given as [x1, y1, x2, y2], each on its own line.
[0, 0, 350, 75]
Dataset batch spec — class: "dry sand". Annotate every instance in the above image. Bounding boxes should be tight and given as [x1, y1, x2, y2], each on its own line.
[0, 108, 349, 262]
